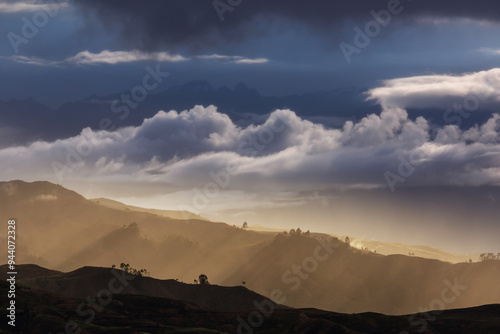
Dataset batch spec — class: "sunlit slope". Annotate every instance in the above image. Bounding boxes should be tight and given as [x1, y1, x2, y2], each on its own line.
[90, 197, 206, 221]
[347, 236, 475, 263]
[222, 234, 500, 315]
[1, 180, 499, 315]
[0, 180, 275, 279]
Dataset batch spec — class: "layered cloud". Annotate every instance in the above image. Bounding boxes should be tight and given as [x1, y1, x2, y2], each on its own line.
[5, 50, 268, 66]
[197, 54, 269, 64]
[3, 50, 186, 66]
[0, 0, 69, 13]
[66, 50, 187, 65]
[367, 68, 500, 109]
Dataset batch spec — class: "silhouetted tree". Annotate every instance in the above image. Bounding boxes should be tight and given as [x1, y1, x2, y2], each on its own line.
[242, 222, 248, 229]
[344, 236, 350, 245]
[117, 263, 149, 276]
[123, 222, 138, 230]
[137, 268, 150, 276]
[198, 274, 209, 285]
[120, 263, 130, 272]
[479, 253, 496, 261]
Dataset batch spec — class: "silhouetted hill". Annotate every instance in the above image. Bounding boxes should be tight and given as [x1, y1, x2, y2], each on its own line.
[0, 264, 60, 281]
[0, 264, 283, 312]
[0, 278, 499, 334]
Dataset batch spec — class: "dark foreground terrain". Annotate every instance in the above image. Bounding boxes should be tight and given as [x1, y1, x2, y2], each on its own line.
[1, 265, 500, 334]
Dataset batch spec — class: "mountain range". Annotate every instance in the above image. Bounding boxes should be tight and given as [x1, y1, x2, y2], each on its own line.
[1, 81, 495, 149]
[1, 180, 500, 317]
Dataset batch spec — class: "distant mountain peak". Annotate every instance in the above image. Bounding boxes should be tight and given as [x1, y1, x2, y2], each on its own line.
[233, 81, 259, 97]
[179, 80, 214, 91]
[234, 81, 249, 91]
[0, 180, 85, 202]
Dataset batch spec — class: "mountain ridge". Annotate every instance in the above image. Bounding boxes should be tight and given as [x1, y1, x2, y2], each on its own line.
[0, 264, 284, 313]
[1, 180, 500, 316]
[1, 275, 499, 333]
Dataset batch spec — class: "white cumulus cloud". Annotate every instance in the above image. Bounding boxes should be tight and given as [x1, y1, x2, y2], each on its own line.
[367, 68, 500, 109]
[0, 104, 499, 195]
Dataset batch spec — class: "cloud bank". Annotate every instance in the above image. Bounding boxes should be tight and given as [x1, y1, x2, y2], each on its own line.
[1, 104, 499, 197]
[1, 68, 499, 217]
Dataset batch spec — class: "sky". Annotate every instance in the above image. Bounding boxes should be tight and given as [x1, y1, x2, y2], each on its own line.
[1, 0, 500, 253]
[1, 0, 500, 104]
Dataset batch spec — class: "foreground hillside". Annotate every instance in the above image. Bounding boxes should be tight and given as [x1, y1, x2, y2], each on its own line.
[1, 180, 500, 315]
[1, 268, 500, 334]
[0, 264, 283, 313]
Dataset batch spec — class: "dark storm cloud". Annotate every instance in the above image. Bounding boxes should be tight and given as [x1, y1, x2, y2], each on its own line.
[73, 0, 500, 52]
